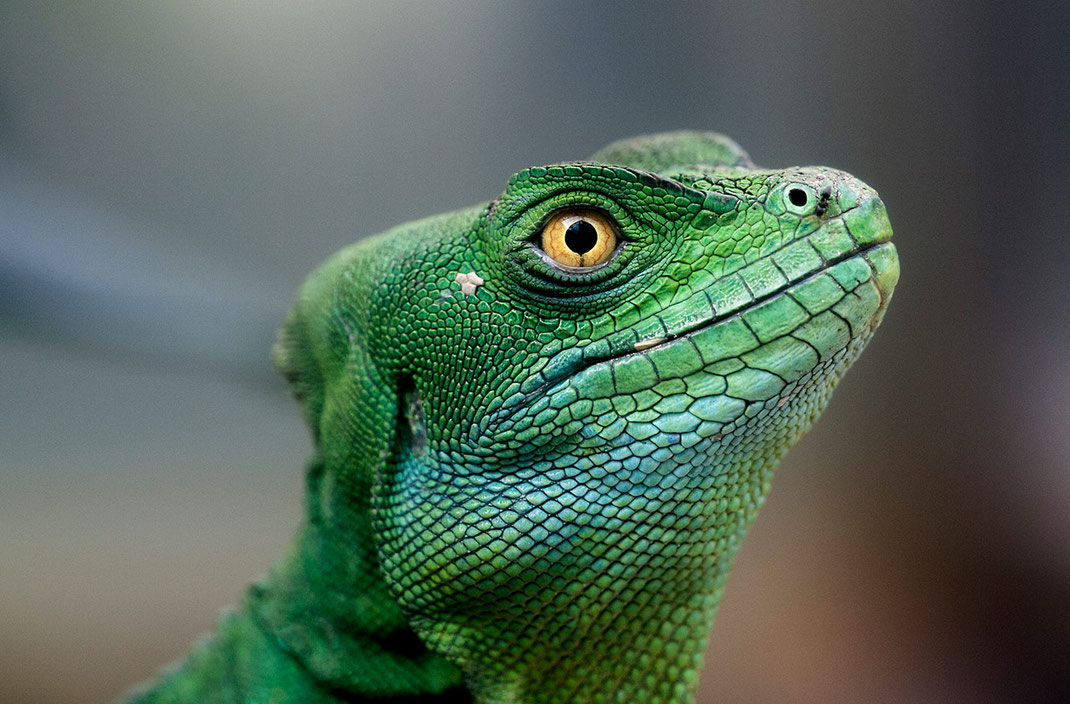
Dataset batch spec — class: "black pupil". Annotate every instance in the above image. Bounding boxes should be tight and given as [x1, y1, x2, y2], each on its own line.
[564, 219, 598, 255]
[788, 188, 808, 207]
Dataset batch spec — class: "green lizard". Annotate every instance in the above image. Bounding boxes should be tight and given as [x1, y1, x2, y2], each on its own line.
[123, 131, 898, 704]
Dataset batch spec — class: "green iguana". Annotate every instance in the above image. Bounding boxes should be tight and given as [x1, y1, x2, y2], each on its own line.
[122, 131, 899, 703]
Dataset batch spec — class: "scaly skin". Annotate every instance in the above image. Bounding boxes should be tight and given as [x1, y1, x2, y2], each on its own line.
[123, 132, 899, 704]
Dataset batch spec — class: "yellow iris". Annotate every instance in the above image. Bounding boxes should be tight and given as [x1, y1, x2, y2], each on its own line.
[539, 208, 617, 268]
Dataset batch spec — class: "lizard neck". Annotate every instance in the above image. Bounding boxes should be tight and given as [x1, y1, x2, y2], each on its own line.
[251, 456, 468, 701]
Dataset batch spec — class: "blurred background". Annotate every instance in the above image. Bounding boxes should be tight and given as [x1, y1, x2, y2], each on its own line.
[1, 2, 1067, 702]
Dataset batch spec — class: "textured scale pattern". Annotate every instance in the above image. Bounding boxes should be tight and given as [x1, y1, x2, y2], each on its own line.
[123, 132, 899, 704]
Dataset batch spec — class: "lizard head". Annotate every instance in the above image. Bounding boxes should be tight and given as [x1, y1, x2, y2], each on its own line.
[277, 132, 899, 701]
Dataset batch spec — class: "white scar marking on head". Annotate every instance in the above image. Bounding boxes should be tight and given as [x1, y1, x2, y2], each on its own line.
[454, 271, 485, 297]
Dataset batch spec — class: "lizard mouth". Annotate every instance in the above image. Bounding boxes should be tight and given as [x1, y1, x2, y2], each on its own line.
[556, 239, 898, 387]
[604, 240, 897, 362]
[483, 240, 898, 451]
[495, 239, 897, 424]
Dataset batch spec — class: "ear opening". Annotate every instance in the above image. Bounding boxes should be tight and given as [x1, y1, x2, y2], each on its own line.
[395, 374, 428, 461]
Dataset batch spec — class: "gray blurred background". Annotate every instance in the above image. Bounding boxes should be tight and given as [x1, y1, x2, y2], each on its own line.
[2, 2, 1067, 702]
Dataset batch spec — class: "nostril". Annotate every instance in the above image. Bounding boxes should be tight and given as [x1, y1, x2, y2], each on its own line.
[783, 183, 818, 215]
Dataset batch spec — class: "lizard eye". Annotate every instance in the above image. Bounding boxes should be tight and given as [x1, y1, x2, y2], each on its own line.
[538, 208, 618, 268]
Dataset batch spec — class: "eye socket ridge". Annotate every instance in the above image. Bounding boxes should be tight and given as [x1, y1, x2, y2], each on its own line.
[534, 206, 621, 270]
